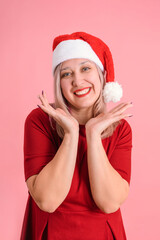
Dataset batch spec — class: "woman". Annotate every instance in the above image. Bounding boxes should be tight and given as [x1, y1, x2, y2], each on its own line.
[20, 32, 133, 240]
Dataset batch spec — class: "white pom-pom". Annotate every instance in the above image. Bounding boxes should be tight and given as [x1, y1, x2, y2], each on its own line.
[102, 81, 123, 103]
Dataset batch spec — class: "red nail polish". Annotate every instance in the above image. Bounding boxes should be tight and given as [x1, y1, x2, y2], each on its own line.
[42, 90, 44, 95]
[37, 104, 40, 108]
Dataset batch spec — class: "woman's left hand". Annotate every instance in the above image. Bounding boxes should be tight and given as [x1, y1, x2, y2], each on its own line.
[85, 102, 133, 136]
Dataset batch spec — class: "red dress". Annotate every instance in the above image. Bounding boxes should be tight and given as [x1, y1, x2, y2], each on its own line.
[20, 107, 132, 240]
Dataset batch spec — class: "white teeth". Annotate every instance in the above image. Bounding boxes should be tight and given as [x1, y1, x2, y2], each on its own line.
[75, 88, 90, 95]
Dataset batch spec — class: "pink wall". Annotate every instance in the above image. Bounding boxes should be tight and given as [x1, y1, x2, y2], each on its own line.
[1, 0, 160, 239]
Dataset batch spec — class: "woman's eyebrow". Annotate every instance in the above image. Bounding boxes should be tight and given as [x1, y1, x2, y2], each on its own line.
[60, 61, 91, 72]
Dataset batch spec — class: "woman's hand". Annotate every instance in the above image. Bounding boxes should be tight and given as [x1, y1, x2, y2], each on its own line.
[37, 91, 79, 135]
[85, 102, 133, 136]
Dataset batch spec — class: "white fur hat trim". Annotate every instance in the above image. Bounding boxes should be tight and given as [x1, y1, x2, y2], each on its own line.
[102, 81, 123, 103]
[52, 39, 104, 73]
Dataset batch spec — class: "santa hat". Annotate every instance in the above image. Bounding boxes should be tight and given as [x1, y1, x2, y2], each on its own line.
[52, 31, 123, 103]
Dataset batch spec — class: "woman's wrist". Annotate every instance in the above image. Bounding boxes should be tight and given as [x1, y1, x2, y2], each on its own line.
[86, 127, 101, 141]
[64, 128, 79, 139]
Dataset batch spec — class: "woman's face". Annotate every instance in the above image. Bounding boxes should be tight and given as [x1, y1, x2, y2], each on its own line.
[60, 58, 102, 111]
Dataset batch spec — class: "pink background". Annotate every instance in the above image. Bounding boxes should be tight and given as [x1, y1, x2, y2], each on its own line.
[1, 0, 160, 239]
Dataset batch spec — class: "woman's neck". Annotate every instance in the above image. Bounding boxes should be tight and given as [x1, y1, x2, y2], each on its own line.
[69, 106, 94, 125]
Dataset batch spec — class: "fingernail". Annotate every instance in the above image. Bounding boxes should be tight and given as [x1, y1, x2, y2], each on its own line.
[37, 104, 40, 108]
[130, 102, 133, 104]
[129, 114, 133, 117]
[42, 90, 44, 95]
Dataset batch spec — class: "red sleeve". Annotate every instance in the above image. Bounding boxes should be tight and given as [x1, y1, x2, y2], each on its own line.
[23, 108, 58, 182]
[109, 119, 133, 185]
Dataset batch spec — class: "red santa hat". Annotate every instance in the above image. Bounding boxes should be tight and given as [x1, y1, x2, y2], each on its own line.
[52, 31, 123, 103]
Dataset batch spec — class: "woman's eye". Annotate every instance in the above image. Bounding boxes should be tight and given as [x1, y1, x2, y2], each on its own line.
[61, 72, 71, 78]
[83, 67, 90, 71]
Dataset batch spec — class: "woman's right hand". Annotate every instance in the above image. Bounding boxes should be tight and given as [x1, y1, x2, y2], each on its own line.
[37, 91, 79, 135]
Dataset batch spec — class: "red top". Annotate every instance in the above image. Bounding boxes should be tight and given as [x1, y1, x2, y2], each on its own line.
[20, 107, 132, 240]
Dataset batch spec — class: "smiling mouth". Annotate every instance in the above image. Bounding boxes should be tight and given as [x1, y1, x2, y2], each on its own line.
[74, 87, 91, 97]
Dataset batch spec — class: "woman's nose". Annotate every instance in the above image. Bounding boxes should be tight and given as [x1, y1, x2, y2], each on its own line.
[72, 72, 84, 86]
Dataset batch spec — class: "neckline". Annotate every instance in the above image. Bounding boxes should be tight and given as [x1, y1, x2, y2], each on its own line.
[79, 124, 86, 137]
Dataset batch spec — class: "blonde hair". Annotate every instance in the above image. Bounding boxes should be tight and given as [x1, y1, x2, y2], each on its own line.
[49, 60, 121, 139]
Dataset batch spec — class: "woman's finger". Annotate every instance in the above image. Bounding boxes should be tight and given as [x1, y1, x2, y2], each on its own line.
[37, 92, 56, 115]
[108, 113, 132, 126]
[38, 94, 46, 106]
[38, 92, 49, 106]
[38, 91, 79, 132]
[37, 92, 79, 133]
[38, 103, 59, 121]
[108, 102, 131, 114]
[115, 112, 133, 121]
[112, 103, 133, 117]
[42, 91, 48, 103]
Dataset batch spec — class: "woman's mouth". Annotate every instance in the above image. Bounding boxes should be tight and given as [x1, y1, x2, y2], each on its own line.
[74, 87, 91, 97]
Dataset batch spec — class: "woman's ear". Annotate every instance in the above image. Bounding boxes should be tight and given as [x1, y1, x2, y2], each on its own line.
[104, 70, 107, 79]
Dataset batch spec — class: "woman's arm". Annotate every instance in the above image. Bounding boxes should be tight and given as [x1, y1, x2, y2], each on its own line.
[26, 90, 80, 213]
[85, 102, 132, 214]
[86, 130, 130, 214]
[27, 131, 79, 213]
